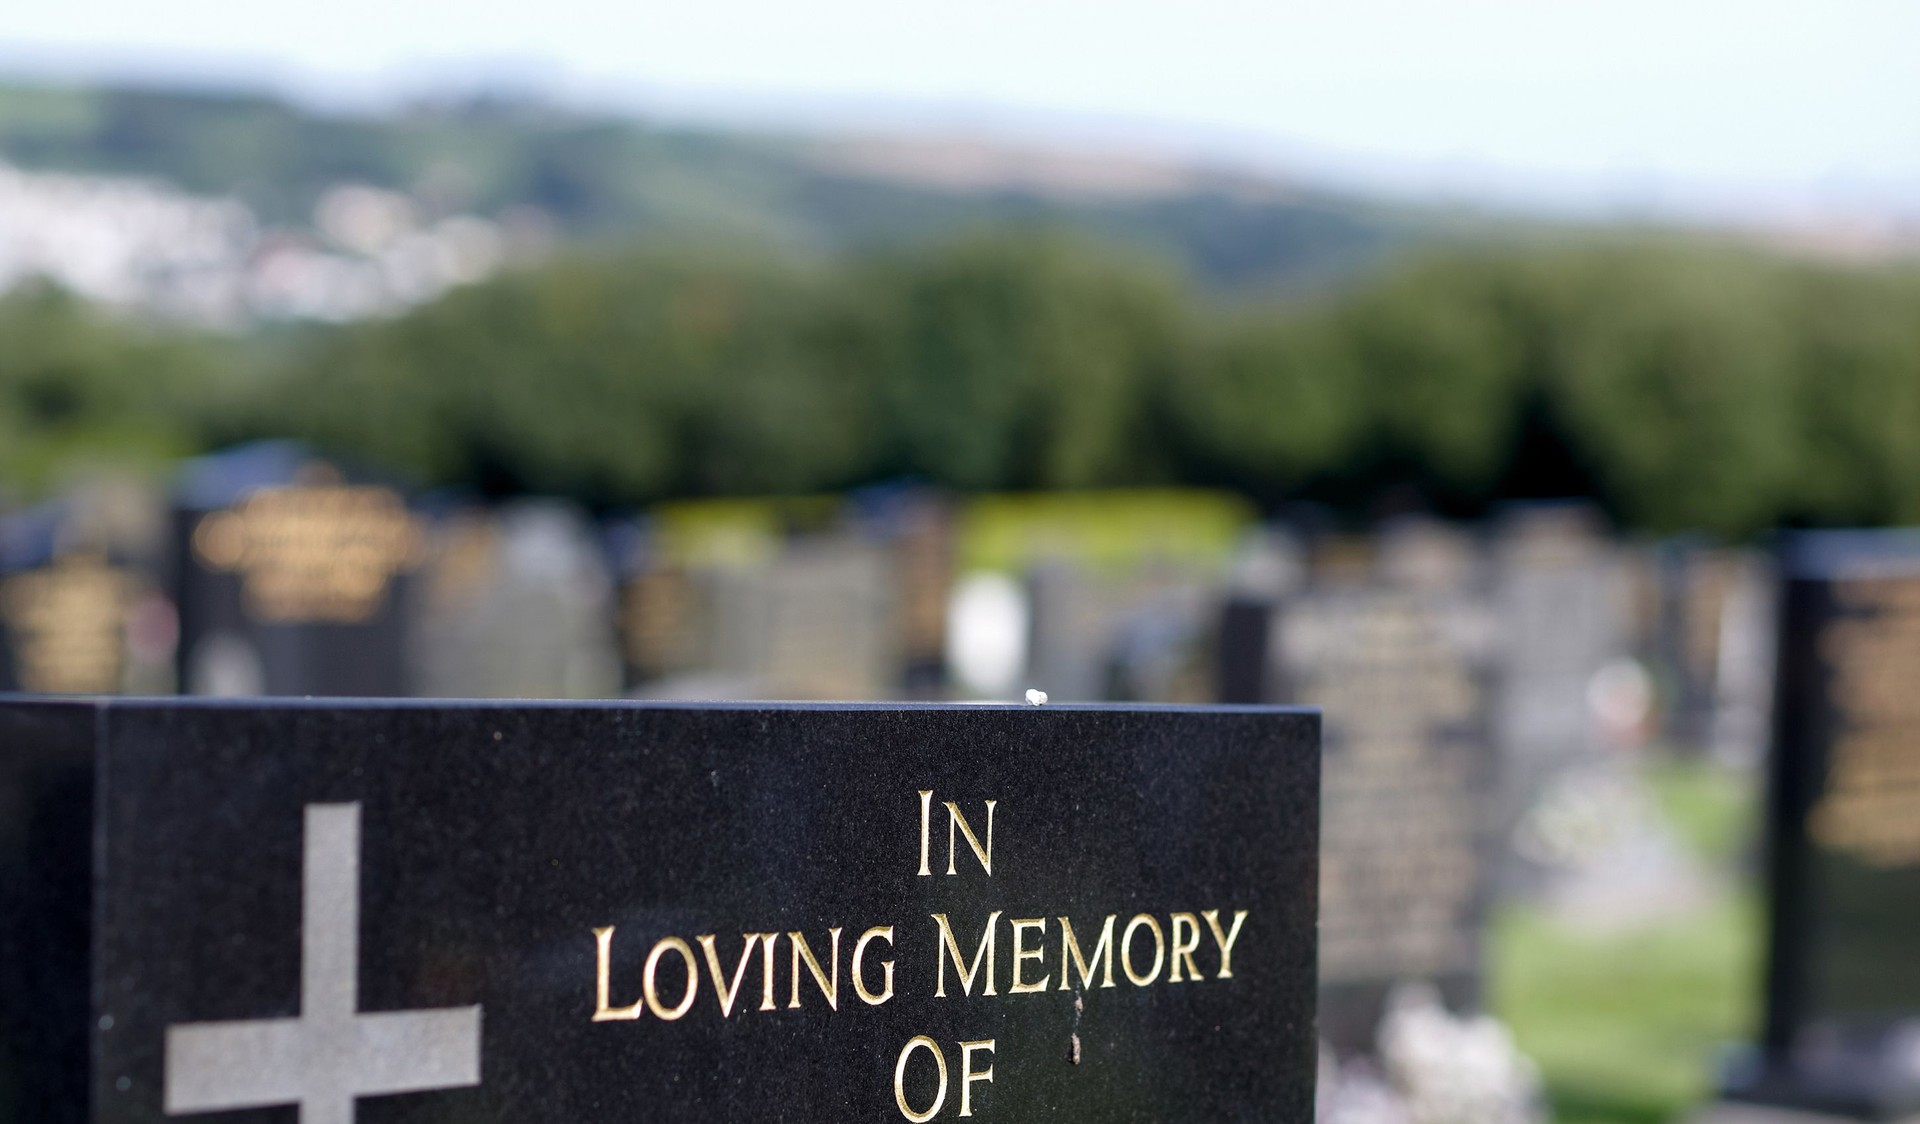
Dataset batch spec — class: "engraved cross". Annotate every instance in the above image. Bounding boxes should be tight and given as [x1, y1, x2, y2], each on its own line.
[164, 803, 482, 1124]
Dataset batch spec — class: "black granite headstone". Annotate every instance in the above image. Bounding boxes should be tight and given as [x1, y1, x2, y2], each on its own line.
[0, 699, 1319, 1123]
[173, 443, 423, 697]
[1723, 531, 1920, 1118]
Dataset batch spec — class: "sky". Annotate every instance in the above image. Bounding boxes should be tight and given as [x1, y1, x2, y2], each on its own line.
[5, 0, 1918, 219]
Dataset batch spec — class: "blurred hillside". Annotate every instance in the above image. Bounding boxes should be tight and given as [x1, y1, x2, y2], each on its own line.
[6, 231, 1918, 537]
[0, 80, 1478, 292]
[2, 80, 1918, 538]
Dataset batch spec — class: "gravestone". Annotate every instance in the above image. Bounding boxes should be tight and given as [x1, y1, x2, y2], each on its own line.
[1026, 565, 1214, 704]
[0, 481, 175, 695]
[849, 487, 955, 698]
[609, 500, 905, 701]
[410, 501, 621, 699]
[1718, 530, 1920, 1118]
[605, 515, 718, 694]
[1710, 552, 1777, 767]
[1213, 521, 1499, 1059]
[173, 443, 424, 697]
[1490, 503, 1631, 893]
[1273, 531, 1499, 1057]
[961, 491, 1254, 704]
[1652, 545, 1777, 766]
[743, 539, 900, 700]
[0, 699, 1319, 1122]
[1214, 527, 1306, 706]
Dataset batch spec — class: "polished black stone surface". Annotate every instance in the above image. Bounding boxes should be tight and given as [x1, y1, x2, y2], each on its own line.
[0, 699, 1319, 1123]
[1727, 531, 1920, 1118]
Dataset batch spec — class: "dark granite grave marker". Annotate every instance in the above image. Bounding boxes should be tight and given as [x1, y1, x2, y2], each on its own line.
[173, 443, 423, 697]
[1720, 530, 1920, 1118]
[0, 699, 1319, 1123]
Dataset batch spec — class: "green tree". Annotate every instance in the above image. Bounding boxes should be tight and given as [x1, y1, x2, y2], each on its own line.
[0, 283, 231, 495]
[848, 232, 1188, 490]
[275, 247, 879, 503]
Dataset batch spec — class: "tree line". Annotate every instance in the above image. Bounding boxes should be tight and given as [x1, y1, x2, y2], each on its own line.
[4, 232, 1918, 538]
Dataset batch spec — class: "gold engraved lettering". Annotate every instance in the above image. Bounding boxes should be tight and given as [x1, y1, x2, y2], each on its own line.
[754, 932, 780, 1012]
[788, 928, 842, 1010]
[192, 481, 423, 624]
[854, 926, 897, 1006]
[1168, 913, 1201, 983]
[1121, 914, 1165, 987]
[0, 554, 134, 693]
[696, 933, 759, 1018]
[643, 936, 699, 1021]
[932, 911, 1001, 998]
[959, 1040, 996, 1117]
[918, 790, 935, 876]
[945, 800, 996, 876]
[895, 1036, 948, 1123]
[1057, 914, 1117, 990]
[1203, 909, 1249, 979]
[1009, 918, 1049, 994]
[1808, 589, 1920, 866]
[591, 926, 644, 1021]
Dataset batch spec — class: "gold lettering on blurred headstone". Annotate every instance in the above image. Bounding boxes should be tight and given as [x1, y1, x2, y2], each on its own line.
[1811, 577, 1920, 866]
[1, 553, 135, 693]
[193, 472, 422, 624]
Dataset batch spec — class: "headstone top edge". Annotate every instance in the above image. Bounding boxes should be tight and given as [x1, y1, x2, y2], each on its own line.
[0, 694, 1320, 718]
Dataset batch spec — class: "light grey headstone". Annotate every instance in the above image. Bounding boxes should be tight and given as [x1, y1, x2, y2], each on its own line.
[411, 501, 620, 698]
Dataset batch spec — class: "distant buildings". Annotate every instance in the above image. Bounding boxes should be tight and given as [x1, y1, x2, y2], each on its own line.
[0, 163, 535, 326]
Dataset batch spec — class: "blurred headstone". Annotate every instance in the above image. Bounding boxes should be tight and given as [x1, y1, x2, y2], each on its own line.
[607, 517, 716, 693]
[172, 442, 423, 697]
[1218, 518, 1505, 1066]
[1490, 503, 1635, 894]
[1215, 526, 1306, 705]
[743, 537, 899, 700]
[612, 498, 904, 701]
[959, 490, 1252, 703]
[1718, 530, 1920, 1119]
[411, 501, 621, 698]
[1276, 522, 1500, 1056]
[850, 486, 955, 697]
[0, 479, 175, 695]
[1024, 561, 1112, 703]
[1654, 543, 1776, 756]
[946, 571, 1029, 700]
[1026, 562, 1213, 704]
[1711, 553, 1778, 767]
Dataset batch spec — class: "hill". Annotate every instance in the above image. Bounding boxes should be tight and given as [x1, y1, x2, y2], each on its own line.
[0, 80, 1488, 289]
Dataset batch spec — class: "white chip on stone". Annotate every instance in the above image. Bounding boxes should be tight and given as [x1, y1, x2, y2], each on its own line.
[1024, 688, 1048, 706]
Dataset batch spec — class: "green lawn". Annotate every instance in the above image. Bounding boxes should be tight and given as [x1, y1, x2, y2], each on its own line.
[1490, 758, 1763, 1124]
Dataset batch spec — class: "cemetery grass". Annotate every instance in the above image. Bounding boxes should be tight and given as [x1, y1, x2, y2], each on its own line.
[1492, 758, 1761, 1124]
